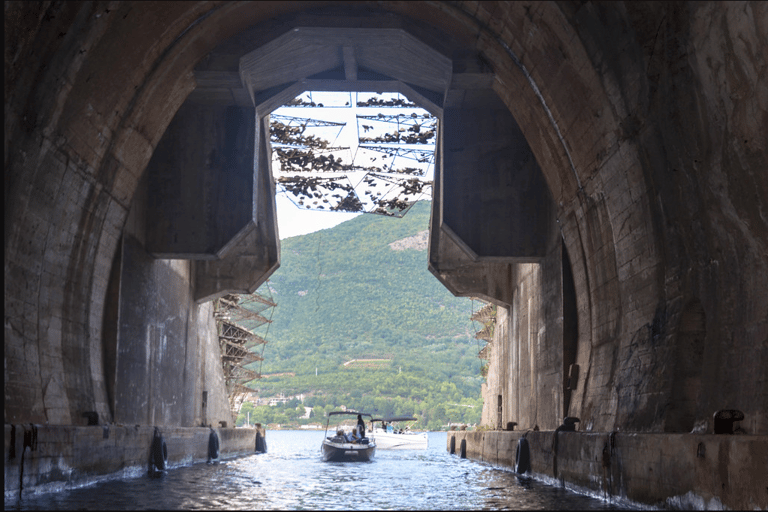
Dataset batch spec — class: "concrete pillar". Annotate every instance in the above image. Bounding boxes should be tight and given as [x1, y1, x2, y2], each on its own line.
[429, 88, 555, 306]
[145, 102, 257, 260]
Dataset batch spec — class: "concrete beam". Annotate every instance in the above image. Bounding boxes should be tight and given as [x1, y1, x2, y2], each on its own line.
[342, 46, 358, 81]
[239, 26, 451, 111]
[194, 115, 280, 302]
[428, 86, 554, 305]
[241, 27, 451, 92]
[145, 102, 258, 260]
[142, 100, 279, 302]
[440, 91, 553, 260]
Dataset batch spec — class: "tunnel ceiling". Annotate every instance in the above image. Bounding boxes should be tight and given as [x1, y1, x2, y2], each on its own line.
[188, 13, 495, 114]
[239, 27, 452, 115]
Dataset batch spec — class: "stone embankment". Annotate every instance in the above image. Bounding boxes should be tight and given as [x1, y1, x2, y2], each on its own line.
[447, 430, 767, 510]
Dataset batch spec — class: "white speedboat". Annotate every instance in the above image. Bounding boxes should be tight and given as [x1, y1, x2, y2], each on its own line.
[321, 411, 376, 462]
[370, 416, 428, 450]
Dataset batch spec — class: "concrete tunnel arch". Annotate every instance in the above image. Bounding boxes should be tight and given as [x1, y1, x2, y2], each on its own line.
[6, 2, 767, 435]
[127, 2, 616, 321]
[125, 5, 587, 433]
[2, 1, 667, 427]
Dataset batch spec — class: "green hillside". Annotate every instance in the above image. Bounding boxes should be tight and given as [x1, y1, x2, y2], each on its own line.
[240, 201, 485, 430]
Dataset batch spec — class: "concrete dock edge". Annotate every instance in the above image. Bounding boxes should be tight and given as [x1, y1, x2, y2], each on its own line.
[4, 424, 266, 499]
[447, 430, 768, 510]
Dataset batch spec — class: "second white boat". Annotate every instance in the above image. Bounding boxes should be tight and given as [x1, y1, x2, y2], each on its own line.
[370, 416, 428, 450]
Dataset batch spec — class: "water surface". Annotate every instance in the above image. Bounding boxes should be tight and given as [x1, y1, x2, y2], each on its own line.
[8, 430, 639, 510]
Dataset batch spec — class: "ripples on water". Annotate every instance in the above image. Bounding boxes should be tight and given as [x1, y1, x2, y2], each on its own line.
[8, 431, 639, 510]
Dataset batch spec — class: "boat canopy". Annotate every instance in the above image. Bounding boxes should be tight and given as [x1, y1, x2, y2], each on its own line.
[371, 416, 417, 423]
[326, 411, 372, 418]
[323, 411, 374, 436]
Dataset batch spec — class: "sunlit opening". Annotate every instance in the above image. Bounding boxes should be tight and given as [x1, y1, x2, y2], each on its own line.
[270, 91, 436, 218]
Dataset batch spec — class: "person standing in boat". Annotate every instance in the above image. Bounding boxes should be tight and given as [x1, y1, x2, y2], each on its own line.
[356, 414, 366, 439]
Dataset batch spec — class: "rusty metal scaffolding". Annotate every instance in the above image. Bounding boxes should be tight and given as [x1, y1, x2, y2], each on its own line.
[474, 323, 494, 342]
[478, 343, 491, 361]
[213, 290, 275, 418]
[471, 302, 497, 324]
[215, 293, 274, 327]
[471, 300, 496, 360]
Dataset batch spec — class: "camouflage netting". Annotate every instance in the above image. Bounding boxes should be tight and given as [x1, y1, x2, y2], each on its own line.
[272, 92, 436, 217]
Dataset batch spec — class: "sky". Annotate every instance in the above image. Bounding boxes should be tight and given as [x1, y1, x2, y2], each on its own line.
[276, 193, 360, 239]
[271, 91, 434, 240]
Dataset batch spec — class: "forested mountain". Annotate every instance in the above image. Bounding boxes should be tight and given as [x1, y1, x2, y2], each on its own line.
[241, 201, 485, 430]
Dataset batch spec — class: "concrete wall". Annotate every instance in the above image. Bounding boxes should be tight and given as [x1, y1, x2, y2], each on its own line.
[103, 159, 234, 429]
[479, 230, 567, 431]
[112, 235, 234, 427]
[145, 102, 256, 259]
[447, 430, 768, 510]
[432, 1, 768, 435]
[4, 424, 264, 500]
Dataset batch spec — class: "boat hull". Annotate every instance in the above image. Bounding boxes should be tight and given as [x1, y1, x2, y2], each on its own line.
[373, 432, 428, 450]
[321, 439, 376, 462]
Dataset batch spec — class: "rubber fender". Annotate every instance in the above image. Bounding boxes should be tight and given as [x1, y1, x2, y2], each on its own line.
[449, 435, 456, 454]
[459, 439, 467, 459]
[255, 431, 267, 453]
[208, 429, 220, 461]
[515, 437, 531, 474]
[152, 434, 168, 471]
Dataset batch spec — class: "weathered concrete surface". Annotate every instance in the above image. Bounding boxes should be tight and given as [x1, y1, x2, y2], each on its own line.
[4, 424, 265, 500]
[3, 1, 767, 506]
[480, 252, 572, 431]
[428, 91, 558, 306]
[145, 103, 257, 260]
[112, 235, 233, 427]
[6, 0, 766, 433]
[192, 115, 281, 303]
[447, 430, 768, 510]
[440, 97, 553, 262]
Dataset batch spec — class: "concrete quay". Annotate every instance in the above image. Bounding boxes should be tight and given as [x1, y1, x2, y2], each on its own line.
[447, 430, 767, 510]
[4, 424, 266, 499]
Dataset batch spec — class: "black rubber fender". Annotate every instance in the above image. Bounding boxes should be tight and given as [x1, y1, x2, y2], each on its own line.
[449, 435, 456, 455]
[255, 431, 267, 453]
[208, 429, 220, 461]
[515, 437, 531, 474]
[459, 439, 467, 459]
[152, 434, 168, 471]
